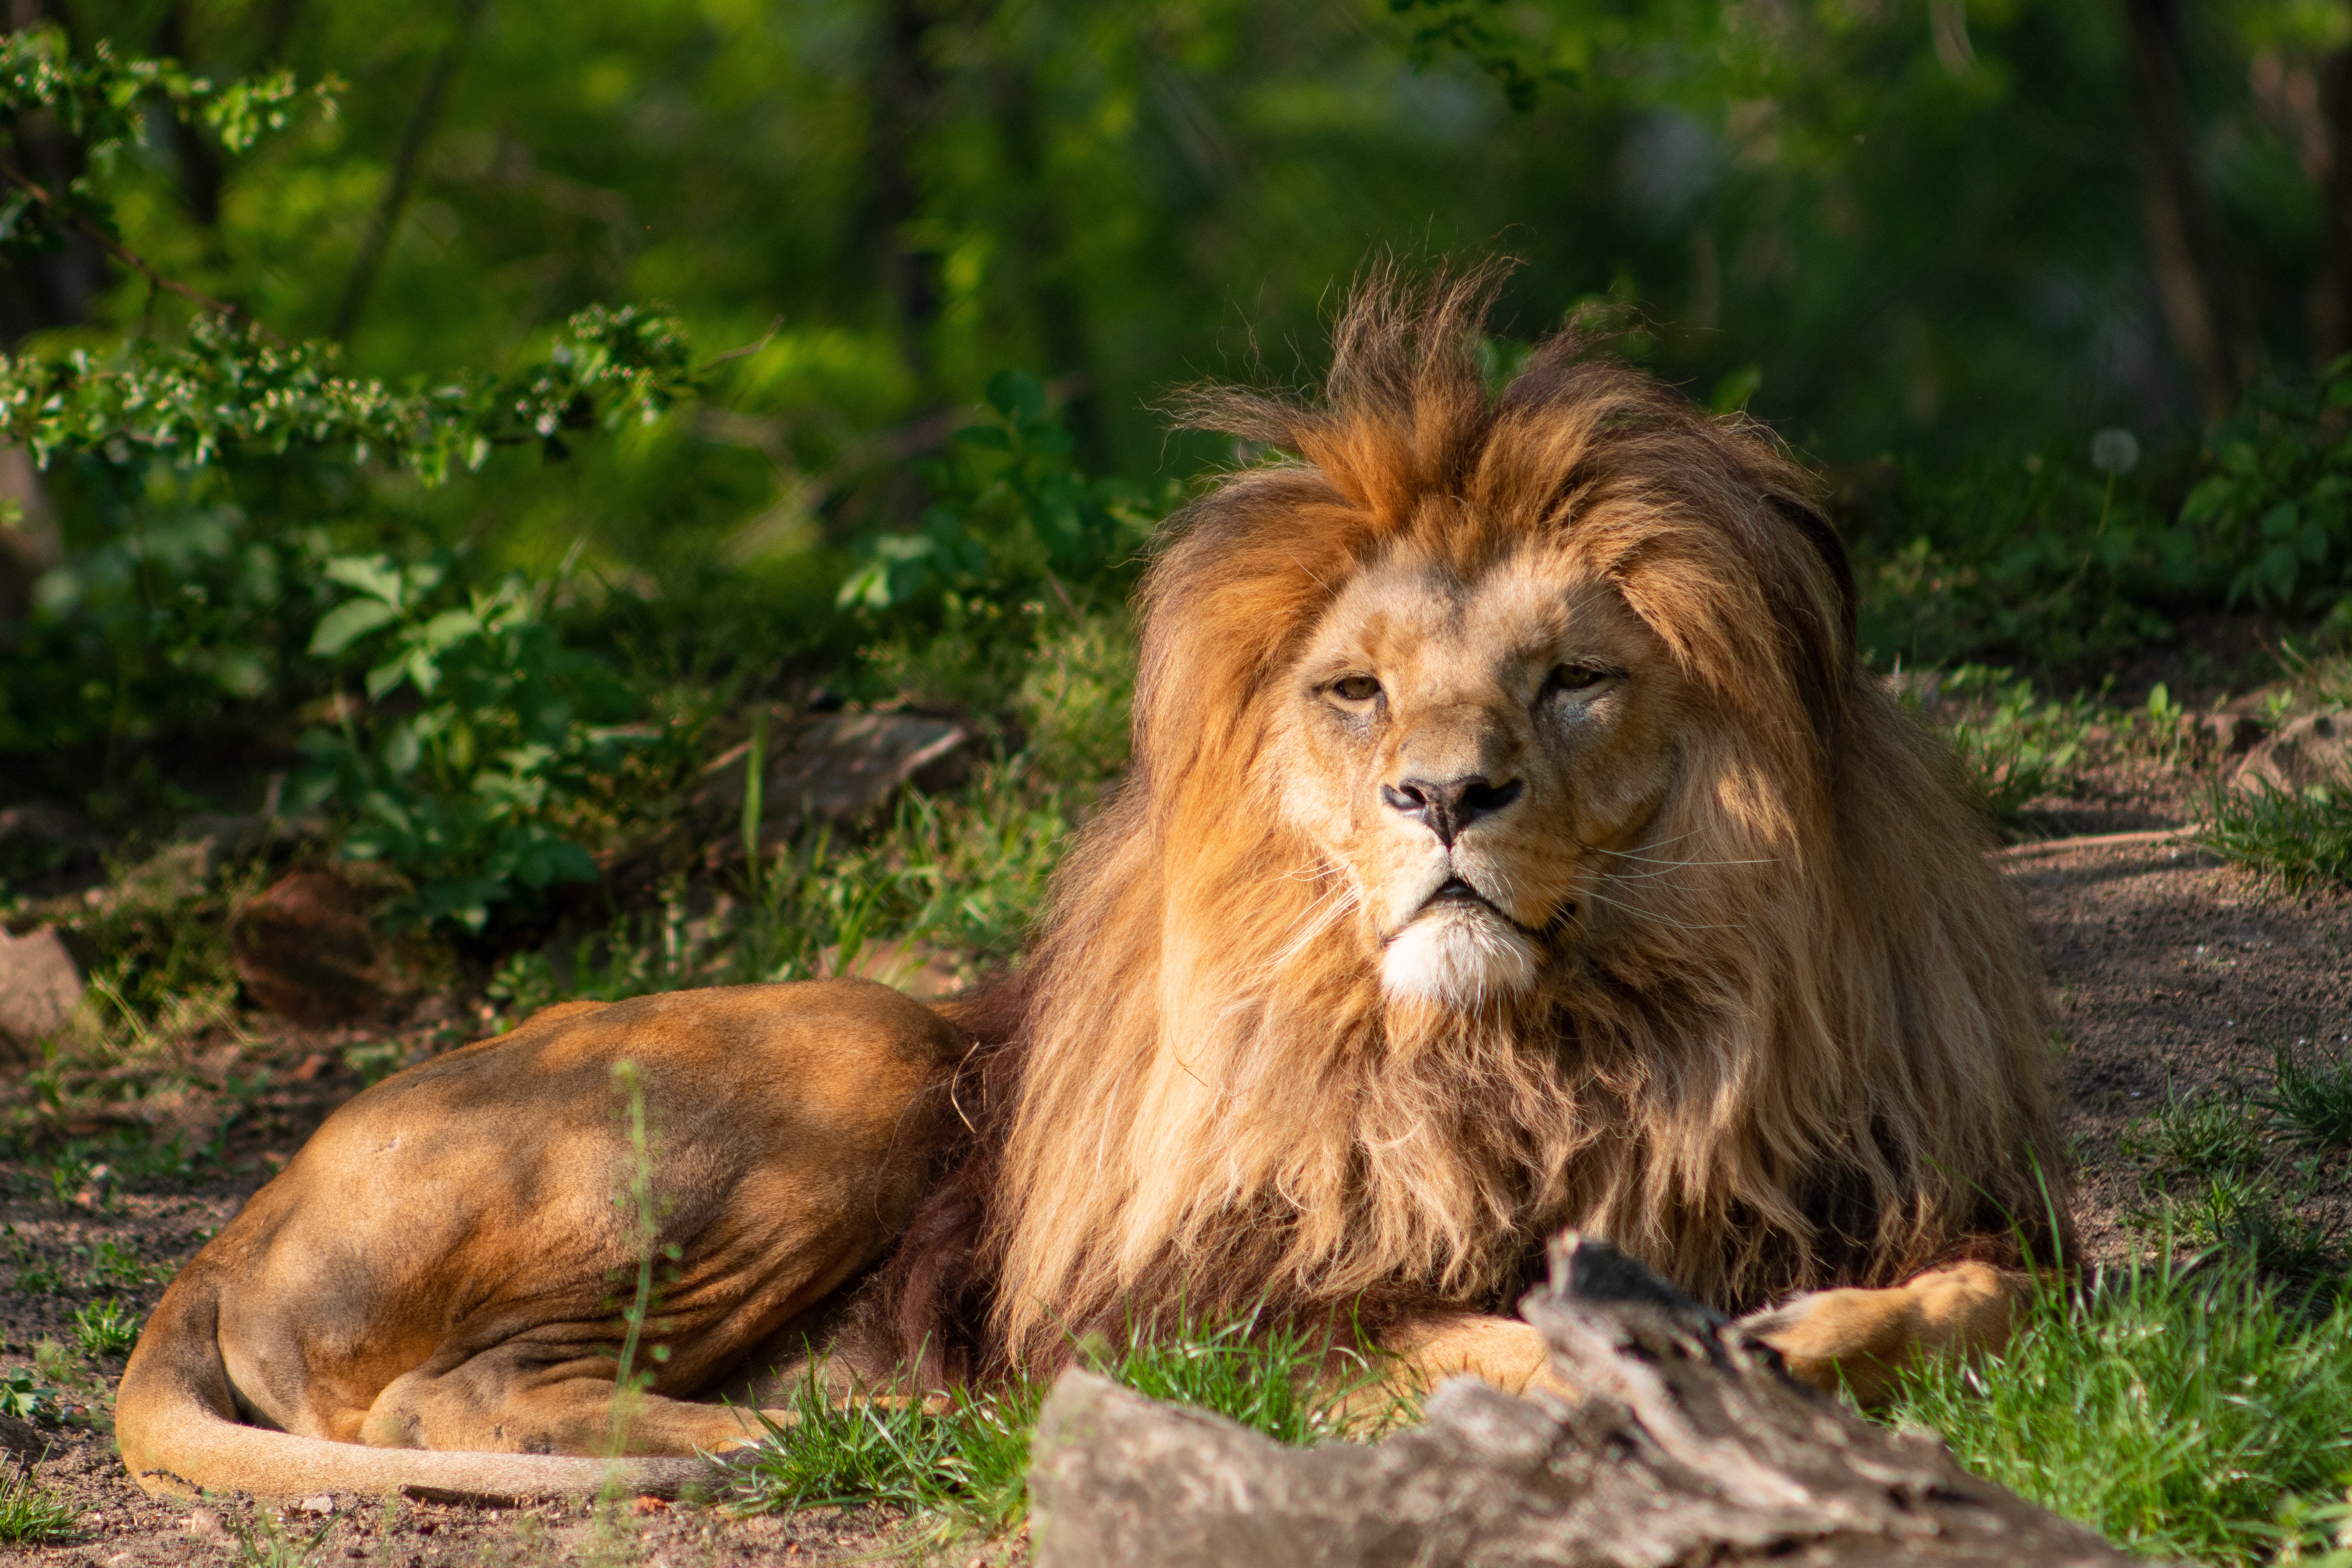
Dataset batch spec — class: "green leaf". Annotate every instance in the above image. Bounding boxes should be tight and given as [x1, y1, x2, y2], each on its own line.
[323, 554, 407, 606]
[308, 597, 400, 656]
[985, 368, 1046, 425]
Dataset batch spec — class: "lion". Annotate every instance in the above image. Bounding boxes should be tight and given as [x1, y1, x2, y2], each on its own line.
[117, 269, 2067, 1503]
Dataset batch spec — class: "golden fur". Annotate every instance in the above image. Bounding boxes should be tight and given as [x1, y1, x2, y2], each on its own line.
[877, 267, 2066, 1376]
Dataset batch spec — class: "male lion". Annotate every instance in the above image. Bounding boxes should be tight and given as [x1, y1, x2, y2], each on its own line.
[118, 272, 2066, 1501]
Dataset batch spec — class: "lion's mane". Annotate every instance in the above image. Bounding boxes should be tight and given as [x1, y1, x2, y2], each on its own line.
[871, 270, 2066, 1380]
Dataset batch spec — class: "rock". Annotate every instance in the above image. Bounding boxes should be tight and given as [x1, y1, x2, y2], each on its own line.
[2187, 711, 2268, 756]
[0, 924, 84, 1068]
[1026, 1236, 2147, 1568]
[231, 871, 384, 1026]
[2233, 710, 2352, 793]
[0, 800, 98, 880]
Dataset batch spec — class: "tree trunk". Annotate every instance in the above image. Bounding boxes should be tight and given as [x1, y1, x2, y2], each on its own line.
[863, 0, 945, 384]
[2313, 47, 2352, 365]
[1027, 1236, 2152, 1568]
[2123, 0, 2255, 421]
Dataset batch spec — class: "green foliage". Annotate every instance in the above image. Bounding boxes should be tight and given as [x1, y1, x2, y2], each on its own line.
[2117, 1081, 2339, 1277]
[0, 303, 692, 477]
[2183, 358, 2352, 618]
[2195, 774, 2352, 892]
[0, 1366, 59, 1423]
[1884, 1258, 2352, 1565]
[295, 555, 647, 931]
[0, 26, 331, 258]
[1850, 454, 2196, 675]
[0, 1463, 74, 1544]
[838, 370, 1172, 627]
[71, 1298, 138, 1359]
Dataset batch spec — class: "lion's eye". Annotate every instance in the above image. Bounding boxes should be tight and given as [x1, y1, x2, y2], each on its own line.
[1546, 664, 1610, 698]
[1330, 675, 1382, 704]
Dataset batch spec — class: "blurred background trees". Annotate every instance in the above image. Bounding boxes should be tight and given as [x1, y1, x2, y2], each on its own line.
[3, 0, 2350, 847]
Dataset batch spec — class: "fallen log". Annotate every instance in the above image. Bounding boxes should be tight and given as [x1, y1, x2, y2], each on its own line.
[1027, 1235, 2148, 1567]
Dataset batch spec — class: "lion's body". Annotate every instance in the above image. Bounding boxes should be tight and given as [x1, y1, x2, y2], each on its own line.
[117, 272, 2067, 1500]
[117, 982, 958, 1498]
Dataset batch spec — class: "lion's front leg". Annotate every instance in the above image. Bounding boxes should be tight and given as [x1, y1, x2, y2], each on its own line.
[1736, 1261, 2024, 1407]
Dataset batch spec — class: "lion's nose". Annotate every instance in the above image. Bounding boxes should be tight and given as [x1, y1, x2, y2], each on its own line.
[1380, 774, 1523, 847]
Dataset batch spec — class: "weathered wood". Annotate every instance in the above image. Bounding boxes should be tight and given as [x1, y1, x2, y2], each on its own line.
[1027, 1235, 2149, 1567]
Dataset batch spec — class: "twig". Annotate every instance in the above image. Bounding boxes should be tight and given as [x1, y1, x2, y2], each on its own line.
[1991, 828, 2197, 863]
[330, 0, 487, 340]
[696, 315, 784, 375]
[0, 149, 283, 343]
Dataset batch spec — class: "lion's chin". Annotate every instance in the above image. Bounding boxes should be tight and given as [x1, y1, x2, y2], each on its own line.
[1380, 906, 1540, 1009]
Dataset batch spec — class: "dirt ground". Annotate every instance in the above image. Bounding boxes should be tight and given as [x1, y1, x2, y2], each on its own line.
[4, 754, 2348, 1565]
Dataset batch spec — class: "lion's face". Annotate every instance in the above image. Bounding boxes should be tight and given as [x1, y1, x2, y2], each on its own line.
[1271, 537, 1686, 1009]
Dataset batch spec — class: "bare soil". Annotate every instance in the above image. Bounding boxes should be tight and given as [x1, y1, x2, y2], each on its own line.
[5, 751, 2347, 1565]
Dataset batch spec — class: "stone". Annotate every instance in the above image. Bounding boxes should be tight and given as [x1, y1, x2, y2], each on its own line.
[0, 923, 84, 1068]
[2233, 710, 2352, 794]
[1026, 1236, 2148, 1568]
[231, 871, 384, 1026]
[2186, 711, 2268, 756]
[0, 800, 98, 881]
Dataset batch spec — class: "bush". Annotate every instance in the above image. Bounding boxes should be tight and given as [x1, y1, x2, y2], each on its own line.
[294, 554, 651, 932]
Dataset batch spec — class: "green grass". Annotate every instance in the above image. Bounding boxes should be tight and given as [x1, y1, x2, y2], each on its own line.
[1884, 1257, 2352, 1565]
[728, 1307, 1407, 1541]
[2196, 775, 2352, 891]
[2115, 1081, 2340, 1277]
[2261, 1039, 2352, 1150]
[0, 1464, 75, 1544]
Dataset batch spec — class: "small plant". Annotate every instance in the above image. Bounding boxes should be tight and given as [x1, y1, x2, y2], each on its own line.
[0, 1367, 60, 1423]
[2118, 1081, 2341, 1277]
[3, 1228, 63, 1296]
[224, 1503, 335, 1567]
[0, 1462, 76, 1544]
[1933, 667, 2087, 831]
[2196, 773, 2352, 892]
[2115, 1085, 2268, 1179]
[72, 1298, 141, 1360]
[2262, 1039, 2352, 1150]
[76, 1237, 158, 1292]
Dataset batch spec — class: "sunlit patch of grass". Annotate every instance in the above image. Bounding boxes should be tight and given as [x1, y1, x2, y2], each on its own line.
[0, 1463, 76, 1544]
[728, 1307, 1407, 1543]
[1884, 1256, 2352, 1565]
[2195, 774, 2352, 891]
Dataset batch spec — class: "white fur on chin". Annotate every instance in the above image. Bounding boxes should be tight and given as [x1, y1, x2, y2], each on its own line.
[1380, 905, 1539, 1007]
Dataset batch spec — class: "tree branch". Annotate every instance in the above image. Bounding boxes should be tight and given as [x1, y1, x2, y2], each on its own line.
[0, 148, 281, 343]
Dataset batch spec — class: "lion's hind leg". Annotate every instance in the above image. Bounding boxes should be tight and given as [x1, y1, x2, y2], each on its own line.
[1737, 1261, 2023, 1408]
[358, 1341, 776, 1459]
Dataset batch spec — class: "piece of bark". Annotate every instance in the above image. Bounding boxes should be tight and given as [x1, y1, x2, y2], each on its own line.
[1027, 1235, 2149, 1567]
[231, 871, 384, 1026]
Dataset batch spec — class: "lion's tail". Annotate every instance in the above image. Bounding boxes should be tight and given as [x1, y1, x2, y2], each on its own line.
[115, 1265, 709, 1503]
